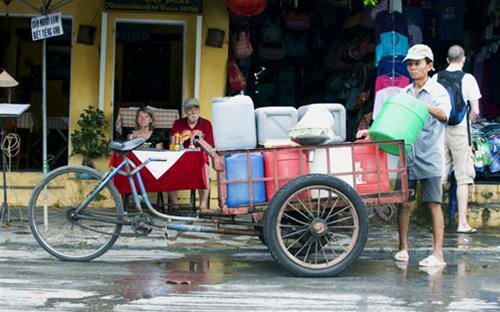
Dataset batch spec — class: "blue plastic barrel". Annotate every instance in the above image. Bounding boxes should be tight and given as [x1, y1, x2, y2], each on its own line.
[225, 153, 266, 208]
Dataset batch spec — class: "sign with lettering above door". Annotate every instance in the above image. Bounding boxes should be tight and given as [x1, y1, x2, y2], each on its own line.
[104, 0, 203, 14]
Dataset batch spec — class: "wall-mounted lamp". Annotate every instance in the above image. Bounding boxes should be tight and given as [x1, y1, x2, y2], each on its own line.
[205, 28, 225, 48]
[77, 25, 96, 45]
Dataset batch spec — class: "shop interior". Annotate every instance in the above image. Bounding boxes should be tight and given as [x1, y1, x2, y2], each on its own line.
[226, 0, 499, 178]
[0, 15, 71, 171]
[0, 0, 498, 177]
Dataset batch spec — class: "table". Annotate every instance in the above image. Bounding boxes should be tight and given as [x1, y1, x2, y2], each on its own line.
[109, 149, 207, 194]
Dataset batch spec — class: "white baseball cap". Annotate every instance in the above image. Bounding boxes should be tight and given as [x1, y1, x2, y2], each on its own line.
[403, 44, 434, 62]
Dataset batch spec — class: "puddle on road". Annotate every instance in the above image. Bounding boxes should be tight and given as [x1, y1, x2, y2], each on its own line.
[113, 254, 256, 301]
[110, 253, 500, 311]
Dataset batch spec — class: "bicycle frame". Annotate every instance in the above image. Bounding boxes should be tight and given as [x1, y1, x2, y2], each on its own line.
[76, 152, 212, 224]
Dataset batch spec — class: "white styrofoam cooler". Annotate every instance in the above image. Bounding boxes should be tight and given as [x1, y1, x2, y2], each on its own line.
[255, 106, 298, 146]
[309, 148, 354, 186]
[298, 103, 346, 143]
[212, 95, 257, 151]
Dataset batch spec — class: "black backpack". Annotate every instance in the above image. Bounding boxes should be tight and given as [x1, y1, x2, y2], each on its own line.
[437, 70, 468, 126]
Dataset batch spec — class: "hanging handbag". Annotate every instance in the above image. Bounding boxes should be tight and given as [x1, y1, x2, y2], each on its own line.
[233, 31, 253, 59]
[259, 45, 286, 60]
[284, 11, 312, 32]
[228, 58, 247, 92]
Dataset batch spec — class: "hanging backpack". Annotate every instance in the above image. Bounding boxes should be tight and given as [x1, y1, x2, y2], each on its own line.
[261, 18, 282, 45]
[436, 70, 467, 126]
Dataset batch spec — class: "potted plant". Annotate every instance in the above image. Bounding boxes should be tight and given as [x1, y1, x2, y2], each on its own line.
[71, 106, 109, 168]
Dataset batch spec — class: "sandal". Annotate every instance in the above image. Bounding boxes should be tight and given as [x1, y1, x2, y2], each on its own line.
[419, 265, 445, 276]
[418, 255, 446, 267]
[394, 249, 409, 262]
[456, 228, 478, 234]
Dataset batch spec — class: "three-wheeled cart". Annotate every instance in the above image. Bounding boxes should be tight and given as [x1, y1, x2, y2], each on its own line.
[27, 138, 408, 277]
[193, 138, 409, 277]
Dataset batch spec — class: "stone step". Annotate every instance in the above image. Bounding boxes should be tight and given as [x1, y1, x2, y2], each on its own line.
[466, 203, 500, 228]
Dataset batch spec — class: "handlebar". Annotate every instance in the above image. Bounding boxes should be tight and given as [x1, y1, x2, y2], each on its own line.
[193, 136, 225, 172]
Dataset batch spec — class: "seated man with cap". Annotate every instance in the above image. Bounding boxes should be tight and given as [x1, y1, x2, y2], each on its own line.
[168, 97, 214, 210]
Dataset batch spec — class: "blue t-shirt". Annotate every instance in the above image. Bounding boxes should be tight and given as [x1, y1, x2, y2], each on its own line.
[434, 0, 465, 41]
[403, 5, 424, 27]
[377, 55, 410, 79]
[375, 31, 409, 65]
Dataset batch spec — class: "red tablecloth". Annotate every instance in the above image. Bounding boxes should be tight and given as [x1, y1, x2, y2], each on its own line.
[109, 150, 207, 194]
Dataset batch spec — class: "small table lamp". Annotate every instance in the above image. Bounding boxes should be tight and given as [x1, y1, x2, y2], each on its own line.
[0, 70, 19, 103]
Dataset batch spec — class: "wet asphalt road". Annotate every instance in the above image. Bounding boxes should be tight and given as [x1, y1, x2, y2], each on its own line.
[0, 219, 499, 311]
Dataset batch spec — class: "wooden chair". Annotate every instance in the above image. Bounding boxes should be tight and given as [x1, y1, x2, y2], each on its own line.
[114, 106, 179, 140]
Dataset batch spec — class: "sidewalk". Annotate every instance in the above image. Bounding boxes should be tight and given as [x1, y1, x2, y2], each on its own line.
[1, 209, 499, 259]
[364, 216, 500, 257]
[467, 203, 500, 227]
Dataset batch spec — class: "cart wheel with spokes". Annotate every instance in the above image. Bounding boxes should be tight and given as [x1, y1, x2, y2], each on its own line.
[263, 174, 368, 277]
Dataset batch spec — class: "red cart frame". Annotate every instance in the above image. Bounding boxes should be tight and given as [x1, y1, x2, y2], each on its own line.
[201, 139, 408, 216]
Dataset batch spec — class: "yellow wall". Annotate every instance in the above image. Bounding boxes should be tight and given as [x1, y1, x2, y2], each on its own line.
[198, 0, 229, 119]
[1, 1, 229, 208]
[2, 0, 229, 171]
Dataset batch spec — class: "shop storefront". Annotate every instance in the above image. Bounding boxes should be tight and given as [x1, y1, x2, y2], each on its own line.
[0, 0, 498, 207]
[225, 0, 499, 139]
[223, 0, 499, 180]
[0, 0, 228, 172]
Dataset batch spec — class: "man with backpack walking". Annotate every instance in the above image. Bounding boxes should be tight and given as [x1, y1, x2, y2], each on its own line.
[433, 45, 482, 234]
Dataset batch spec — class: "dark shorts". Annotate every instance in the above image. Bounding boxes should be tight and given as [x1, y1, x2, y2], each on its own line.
[395, 176, 442, 203]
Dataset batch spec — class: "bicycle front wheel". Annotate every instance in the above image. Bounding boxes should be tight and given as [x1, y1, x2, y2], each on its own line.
[28, 165, 124, 261]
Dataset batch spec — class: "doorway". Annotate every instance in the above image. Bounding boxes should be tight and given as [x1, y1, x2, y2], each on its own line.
[112, 21, 184, 140]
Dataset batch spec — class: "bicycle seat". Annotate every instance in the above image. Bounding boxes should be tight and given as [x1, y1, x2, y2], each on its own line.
[109, 138, 146, 152]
